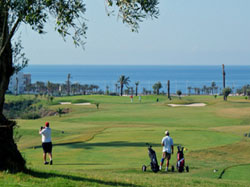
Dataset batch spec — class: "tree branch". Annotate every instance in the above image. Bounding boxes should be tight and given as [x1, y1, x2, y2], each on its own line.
[0, 16, 22, 57]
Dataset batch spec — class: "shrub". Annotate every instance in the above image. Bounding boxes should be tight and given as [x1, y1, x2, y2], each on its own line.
[56, 108, 63, 117]
[21, 112, 41, 119]
[95, 103, 100, 109]
[176, 90, 182, 99]
[222, 87, 232, 101]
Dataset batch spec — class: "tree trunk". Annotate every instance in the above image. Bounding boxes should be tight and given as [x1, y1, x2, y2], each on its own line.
[222, 64, 226, 101]
[120, 84, 123, 96]
[167, 80, 171, 100]
[0, 11, 26, 172]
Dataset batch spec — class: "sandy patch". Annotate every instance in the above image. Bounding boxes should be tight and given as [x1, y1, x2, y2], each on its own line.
[168, 103, 206, 107]
[60, 102, 91, 106]
[60, 102, 72, 105]
[73, 103, 91, 106]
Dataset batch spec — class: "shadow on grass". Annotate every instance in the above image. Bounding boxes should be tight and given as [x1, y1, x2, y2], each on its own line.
[54, 163, 109, 166]
[33, 141, 164, 150]
[24, 169, 142, 187]
[62, 141, 162, 149]
[218, 163, 250, 179]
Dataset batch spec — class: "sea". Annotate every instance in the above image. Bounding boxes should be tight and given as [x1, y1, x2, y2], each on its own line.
[22, 65, 250, 94]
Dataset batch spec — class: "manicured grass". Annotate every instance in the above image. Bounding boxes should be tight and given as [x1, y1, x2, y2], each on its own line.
[1, 94, 250, 186]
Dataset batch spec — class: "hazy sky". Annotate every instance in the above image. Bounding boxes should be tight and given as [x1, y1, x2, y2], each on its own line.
[19, 0, 250, 65]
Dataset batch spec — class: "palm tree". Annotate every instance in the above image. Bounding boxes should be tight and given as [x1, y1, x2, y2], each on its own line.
[211, 81, 216, 95]
[118, 75, 130, 96]
[152, 81, 162, 95]
[167, 80, 171, 100]
[115, 83, 118, 95]
[47, 81, 52, 96]
[135, 81, 139, 96]
[187, 86, 192, 96]
[106, 85, 109, 95]
[67, 73, 71, 96]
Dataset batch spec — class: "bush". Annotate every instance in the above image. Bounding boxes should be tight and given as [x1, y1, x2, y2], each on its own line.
[222, 87, 232, 101]
[176, 90, 182, 99]
[21, 112, 41, 119]
[3, 99, 43, 119]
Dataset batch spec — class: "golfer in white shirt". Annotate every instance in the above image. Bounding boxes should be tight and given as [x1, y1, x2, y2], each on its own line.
[160, 130, 174, 171]
[39, 122, 53, 165]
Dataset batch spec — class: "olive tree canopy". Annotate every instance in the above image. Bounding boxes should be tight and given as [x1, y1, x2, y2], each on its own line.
[0, 0, 159, 172]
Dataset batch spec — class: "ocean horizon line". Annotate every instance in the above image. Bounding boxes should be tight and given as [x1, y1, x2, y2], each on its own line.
[26, 64, 250, 66]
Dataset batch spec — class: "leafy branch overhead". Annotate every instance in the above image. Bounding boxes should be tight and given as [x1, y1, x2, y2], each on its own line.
[1, 0, 159, 54]
[106, 0, 159, 32]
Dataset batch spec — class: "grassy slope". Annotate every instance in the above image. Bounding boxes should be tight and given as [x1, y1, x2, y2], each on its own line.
[1, 94, 250, 186]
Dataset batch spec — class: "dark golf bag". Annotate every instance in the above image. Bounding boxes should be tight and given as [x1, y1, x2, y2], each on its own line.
[176, 146, 189, 172]
[148, 145, 159, 173]
[142, 144, 159, 173]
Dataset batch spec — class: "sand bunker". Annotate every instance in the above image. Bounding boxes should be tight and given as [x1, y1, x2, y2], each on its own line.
[60, 102, 91, 105]
[168, 103, 206, 107]
[73, 103, 91, 106]
[60, 102, 72, 105]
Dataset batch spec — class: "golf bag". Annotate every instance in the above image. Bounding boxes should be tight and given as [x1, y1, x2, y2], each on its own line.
[142, 144, 159, 173]
[176, 146, 189, 172]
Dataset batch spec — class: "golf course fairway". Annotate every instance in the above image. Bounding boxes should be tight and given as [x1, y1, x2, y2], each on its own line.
[1, 95, 250, 186]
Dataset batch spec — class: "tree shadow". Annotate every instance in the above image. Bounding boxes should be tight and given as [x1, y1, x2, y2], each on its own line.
[58, 141, 161, 149]
[24, 169, 142, 187]
[33, 141, 182, 150]
[32, 141, 161, 150]
[54, 163, 108, 166]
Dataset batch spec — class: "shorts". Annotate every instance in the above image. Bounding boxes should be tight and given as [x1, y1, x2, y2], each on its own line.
[42, 142, 52, 153]
[163, 152, 171, 160]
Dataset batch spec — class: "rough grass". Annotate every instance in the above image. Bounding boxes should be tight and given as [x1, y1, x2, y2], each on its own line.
[1, 94, 250, 186]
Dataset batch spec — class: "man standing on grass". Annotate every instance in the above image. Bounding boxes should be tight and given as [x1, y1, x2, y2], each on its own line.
[39, 122, 53, 165]
[159, 130, 174, 171]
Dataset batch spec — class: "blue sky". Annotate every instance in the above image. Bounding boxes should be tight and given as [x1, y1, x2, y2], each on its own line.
[19, 0, 250, 65]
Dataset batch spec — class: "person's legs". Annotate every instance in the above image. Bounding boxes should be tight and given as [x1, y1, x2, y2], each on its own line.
[160, 152, 166, 170]
[165, 153, 171, 171]
[42, 143, 49, 164]
[43, 153, 49, 164]
[48, 153, 53, 165]
[166, 158, 169, 168]
[48, 142, 53, 165]
[43, 153, 46, 162]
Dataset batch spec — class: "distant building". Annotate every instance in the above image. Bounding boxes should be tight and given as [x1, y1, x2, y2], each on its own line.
[8, 72, 31, 94]
[23, 74, 31, 86]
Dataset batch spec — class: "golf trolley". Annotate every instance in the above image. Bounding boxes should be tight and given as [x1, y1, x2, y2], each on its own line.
[175, 146, 189, 173]
[142, 143, 159, 173]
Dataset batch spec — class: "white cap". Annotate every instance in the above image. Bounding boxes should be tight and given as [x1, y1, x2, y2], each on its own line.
[165, 131, 169, 135]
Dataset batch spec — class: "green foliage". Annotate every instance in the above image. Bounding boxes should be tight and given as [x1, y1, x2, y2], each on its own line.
[176, 90, 182, 97]
[152, 81, 162, 95]
[13, 125, 22, 144]
[95, 103, 100, 109]
[106, 0, 159, 32]
[20, 112, 41, 119]
[236, 84, 250, 95]
[118, 75, 130, 96]
[56, 108, 63, 117]
[222, 87, 232, 101]
[3, 99, 36, 119]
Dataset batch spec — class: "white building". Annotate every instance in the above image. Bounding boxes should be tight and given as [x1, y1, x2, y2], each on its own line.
[8, 72, 30, 94]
